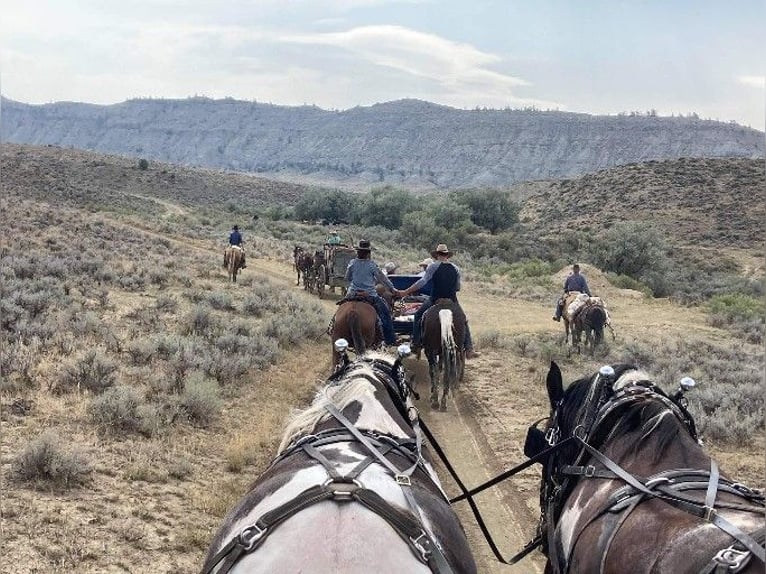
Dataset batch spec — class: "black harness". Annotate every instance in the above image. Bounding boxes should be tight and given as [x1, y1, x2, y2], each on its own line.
[202, 356, 457, 574]
[536, 369, 765, 574]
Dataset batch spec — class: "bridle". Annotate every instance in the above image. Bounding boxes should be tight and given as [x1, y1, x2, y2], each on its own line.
[203, 352, 457, 574]
[538, 366, 765, 574]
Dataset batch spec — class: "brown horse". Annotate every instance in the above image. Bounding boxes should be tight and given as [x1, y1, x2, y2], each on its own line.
[224, 246, 244, 283]
[421, 300, 465, 411]
[292, 246, 304, 285]
[297, 252, 315, 291]
[530, 362, 765, 574]
[330, 300, 380, 364]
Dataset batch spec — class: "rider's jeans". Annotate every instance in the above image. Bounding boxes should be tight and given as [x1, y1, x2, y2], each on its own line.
[372, 297, 397, 345]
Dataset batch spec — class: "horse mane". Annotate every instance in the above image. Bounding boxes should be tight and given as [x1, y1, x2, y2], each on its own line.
[278, 354, 408, 453]
[558, 366, 685, 461]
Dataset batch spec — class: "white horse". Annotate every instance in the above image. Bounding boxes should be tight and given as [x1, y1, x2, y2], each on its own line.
[202, 350, 477, 574]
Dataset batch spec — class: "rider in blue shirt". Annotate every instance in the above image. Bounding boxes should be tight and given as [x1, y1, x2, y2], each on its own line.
[553, 264, 590, 321]
[344, 240, 398, 346]
[226, 225, 246, 268]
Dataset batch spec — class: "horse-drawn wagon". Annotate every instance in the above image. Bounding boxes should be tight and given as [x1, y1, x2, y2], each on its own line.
[314, 244, 356, 298]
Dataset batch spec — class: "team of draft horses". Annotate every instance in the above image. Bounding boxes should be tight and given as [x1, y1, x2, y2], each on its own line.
[207, 232, 764, 574]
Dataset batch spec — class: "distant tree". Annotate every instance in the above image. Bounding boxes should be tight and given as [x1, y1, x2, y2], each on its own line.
[587, 222, 672, 295]
[352, 186, 418, 229]
[293, 189, 354, 223]
[138, 158, 149, 170]
[450, 189, 520, 234]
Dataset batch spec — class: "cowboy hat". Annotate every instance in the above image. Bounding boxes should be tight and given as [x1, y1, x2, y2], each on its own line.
[419, 257, 433, 267]
[355, 239, 373, 252]
[430, 244, 452, 258]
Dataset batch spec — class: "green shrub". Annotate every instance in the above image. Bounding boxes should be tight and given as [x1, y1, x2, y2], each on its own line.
[87, 386, 156, 436]
[55, 349, 117, 394]
[13, 431, 92, 488]
[707, 294, 764, 323]
[179, 372, 223, 427]
[605, 272, 652, 296]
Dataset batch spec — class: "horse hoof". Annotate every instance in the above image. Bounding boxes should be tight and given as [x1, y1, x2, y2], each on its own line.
[431, 401, 439, 410]
[439, 404, 447, 412]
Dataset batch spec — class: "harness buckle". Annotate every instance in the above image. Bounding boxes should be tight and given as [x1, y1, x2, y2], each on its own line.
[573, 425, 588, 441]
[584, 465, 596, 478]
[396, 474, 412, 486]
[703, 506, 716, 521]
[544, 427, 558, 446]
[713, 547, 751, 570]
[240, 524, 267, 551]
[409, 532, 433, 562]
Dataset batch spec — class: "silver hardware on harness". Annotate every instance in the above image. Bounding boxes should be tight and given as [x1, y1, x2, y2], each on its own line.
[240, 524, 267, 551]
[396, 474, 412, 486]
[409, 532, 432, 562]
[545, 427, 558, 446]
[713, 547, 751, 570]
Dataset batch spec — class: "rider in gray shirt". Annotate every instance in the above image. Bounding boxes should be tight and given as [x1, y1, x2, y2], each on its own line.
[344, 240, 398, 345]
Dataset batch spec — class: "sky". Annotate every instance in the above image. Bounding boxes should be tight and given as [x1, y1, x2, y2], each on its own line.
[1, 0, 764, 129]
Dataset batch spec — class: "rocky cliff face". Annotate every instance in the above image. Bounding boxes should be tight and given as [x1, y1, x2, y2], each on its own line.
[2, 97, 763, 190]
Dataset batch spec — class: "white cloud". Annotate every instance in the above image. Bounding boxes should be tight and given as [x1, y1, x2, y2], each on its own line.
[278, 25, 561, 110]
[738, 75, 765, 89]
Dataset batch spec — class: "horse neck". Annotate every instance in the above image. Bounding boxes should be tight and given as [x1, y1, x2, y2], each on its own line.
[279, 374, 412, 452]
[599, 405, 708, 475]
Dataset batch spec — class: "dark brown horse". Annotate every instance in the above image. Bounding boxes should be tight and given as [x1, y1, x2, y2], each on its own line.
[330, 300, 380, 364]
[571, 303, 609, 354]
[223, 246, 244, 283]
[530, 362, 765, 574]
[292, 246, 304, 285]
[421, 300, 465, 411]
[297, 252, 315, 291]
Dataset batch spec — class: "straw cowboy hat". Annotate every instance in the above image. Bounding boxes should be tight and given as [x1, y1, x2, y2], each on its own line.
[419, 258, 433, 268]
[355, 239, 373, 252]
[430, 243, 452, 258]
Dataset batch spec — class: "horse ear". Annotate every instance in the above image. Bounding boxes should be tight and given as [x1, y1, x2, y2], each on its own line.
[546, 361, 564, 410]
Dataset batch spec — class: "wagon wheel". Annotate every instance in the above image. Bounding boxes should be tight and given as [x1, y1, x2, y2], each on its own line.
[317, 264, 326, 299]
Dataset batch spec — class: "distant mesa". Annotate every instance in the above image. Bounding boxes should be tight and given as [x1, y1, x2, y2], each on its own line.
[1, 96, 762, 190]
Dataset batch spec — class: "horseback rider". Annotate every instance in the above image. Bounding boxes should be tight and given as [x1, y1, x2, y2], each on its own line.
[553, 263, 591, 321]
[398, 244, 481, 359]
[344, 239, 399, 346]
[226, 225, 246, 269]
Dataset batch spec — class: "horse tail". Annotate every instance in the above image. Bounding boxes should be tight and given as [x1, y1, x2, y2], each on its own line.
[439, 309, 457, 383]
[349, 309, 366, 357]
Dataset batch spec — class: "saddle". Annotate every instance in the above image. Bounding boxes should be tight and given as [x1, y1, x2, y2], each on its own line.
[337, 292, 377, 307]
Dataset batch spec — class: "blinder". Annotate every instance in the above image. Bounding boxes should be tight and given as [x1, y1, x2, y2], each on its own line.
[524, 417, 550, 461]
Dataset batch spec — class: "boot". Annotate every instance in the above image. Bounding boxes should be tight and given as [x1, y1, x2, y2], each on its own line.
[465, 349, 481, 359]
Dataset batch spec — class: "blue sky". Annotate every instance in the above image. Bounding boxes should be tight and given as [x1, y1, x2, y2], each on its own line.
[2, 0, 764, 128]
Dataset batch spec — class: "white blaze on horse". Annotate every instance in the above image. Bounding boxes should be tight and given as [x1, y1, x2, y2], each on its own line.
[202, 346, 477, 574]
